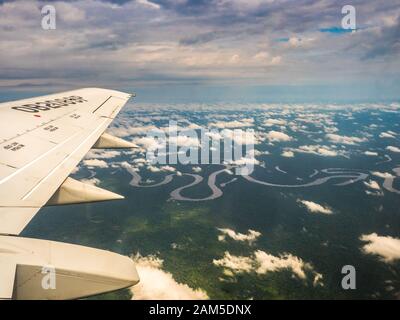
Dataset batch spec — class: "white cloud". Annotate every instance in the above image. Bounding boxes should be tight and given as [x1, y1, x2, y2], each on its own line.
[364, 151, 378, 156]
[263, 119, 287, 127]
[147, 165, 161, 172]
[386, 146, 400, 153]
[133, 136, 164, 151]
[254, 250, 309, 279]
[108, 125, 159, 138]
[326, 134, 367, 145]
[363, 180, 381, 190]
[379, 132, 396, 139]
[217, 228, 261, 245]
[83, 159, 109, 169]
[160, 165, 177, 172]
[213, 252, 254, 273]
[213, 250, 323, 285]
[224, 156, 260, 166]
[221, 129, 258, 145]
[281, 150, 294, 158]
[298, 200, 333, 215]
[131, 254, 208, 300]
[210, 119, 254, 129]
[85, 150, 121, 159]
[266, 131, 292, 142]
[168, 134, 201, 148]
[360, 233, 400, 262]
[147, 165, 177, 173]
[291, 145, 339, 157]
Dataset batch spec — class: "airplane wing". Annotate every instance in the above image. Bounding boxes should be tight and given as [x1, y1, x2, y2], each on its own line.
[0, 88, 135, 235]
[0, 88, 140, 299]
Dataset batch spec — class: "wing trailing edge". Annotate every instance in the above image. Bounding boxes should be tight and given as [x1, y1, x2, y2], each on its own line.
[0, 207, 39, 236]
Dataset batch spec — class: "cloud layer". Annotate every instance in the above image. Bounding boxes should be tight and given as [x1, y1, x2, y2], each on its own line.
[0, 0, 399, 101]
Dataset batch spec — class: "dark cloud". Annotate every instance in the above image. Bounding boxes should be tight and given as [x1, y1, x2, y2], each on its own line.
[363, 16, 400, 59]
[179, 31, 219, 46]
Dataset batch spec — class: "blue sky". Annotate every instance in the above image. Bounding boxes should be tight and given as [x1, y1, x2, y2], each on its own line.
[0, 0, 399, 103]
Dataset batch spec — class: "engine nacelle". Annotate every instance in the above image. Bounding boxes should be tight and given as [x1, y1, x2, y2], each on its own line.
[0, 235, 139, 300]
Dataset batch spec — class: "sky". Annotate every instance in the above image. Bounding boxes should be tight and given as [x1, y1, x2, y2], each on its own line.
[0, 0, 399, 103]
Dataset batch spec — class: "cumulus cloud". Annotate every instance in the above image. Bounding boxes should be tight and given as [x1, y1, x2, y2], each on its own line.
[85, 150, 121, 159]
[213, 252, 254, 273]
[147, 165, 177, 173]
[291, 145, 339, 157]
[172, 135, 201, 148]
[213, 250, 323, 286]
[266, 131, 292, 142]
[254, 250, 310, 280]
[206, 128, 257, 146]
[360, 233, 400, 262]
[263, 119, 287, 127]
[224, 156, 260, 167]
[386, 146, 400, 153]
[108, 125, 159, 138]
[379, 132, 396, 139]
[210, 119, 254, 129]
[81, 177, 101, 186]
[82, 159, 109, 168]
[133, 136, 163, 151]
[326, 134, 367, 145]
[298, 200, 333, 215]
[363, 180, 381, 190]
[217, 228, 261, 245]
[131, 254, 209, 300]
[281, 150, 294, 158]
